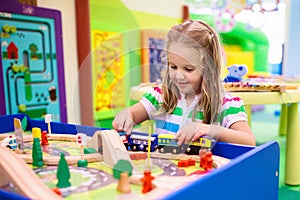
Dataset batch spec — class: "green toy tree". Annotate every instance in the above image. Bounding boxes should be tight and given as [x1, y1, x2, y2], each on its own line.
[113, 160, 133, 179]
[56, 153, 71, 188]
[113, 160, 133, 193]
[32, 137, 43, 167]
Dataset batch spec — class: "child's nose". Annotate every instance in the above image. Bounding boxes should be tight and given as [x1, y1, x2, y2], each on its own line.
[176, 71, 185, 79]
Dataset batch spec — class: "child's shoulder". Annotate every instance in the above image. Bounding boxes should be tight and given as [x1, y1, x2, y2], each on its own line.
[142, 84, 163, 102]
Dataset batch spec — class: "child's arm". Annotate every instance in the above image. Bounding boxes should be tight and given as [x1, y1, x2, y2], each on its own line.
[112, 102, 149, 134]
[214, 121, 255, 146]
[175, 121, 255, 146]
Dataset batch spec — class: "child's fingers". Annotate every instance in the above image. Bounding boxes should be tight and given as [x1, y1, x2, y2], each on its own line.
[112, 120, 121, 131]
[192, 131, 205, 141]
[174, 131, 183, 145]
[183, 133, 193, 144]
[175, 130, 193, 145]
[123, 119, 133, 134]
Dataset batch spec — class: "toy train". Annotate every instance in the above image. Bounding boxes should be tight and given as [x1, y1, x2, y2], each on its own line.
[124, 132, 215, 155]
[126, 131, 158, 152]
[0, 135, 17, 150]
[157, 134, 215, 155]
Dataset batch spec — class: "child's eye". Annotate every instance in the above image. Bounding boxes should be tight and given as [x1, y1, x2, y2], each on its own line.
[169, 65, 177, 69]
[185, 67, 194, 72]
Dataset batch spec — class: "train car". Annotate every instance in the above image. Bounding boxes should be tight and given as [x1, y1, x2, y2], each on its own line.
[157, 134, 186, 154]
[186, 135, 216, 155]
[0, 135, 17, 150]
[158, 134, 216, 155]
[118, 131, 129, 149]
[127, 132, 158, 152]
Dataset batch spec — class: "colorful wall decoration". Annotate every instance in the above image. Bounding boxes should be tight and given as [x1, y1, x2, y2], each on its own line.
[0, 0, 67, 122]
[141, 30, 167, 83]
[92, 30, 126, 120]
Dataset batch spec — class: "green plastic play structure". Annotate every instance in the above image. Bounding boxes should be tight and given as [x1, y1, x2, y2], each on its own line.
[190, 14, 269, 73]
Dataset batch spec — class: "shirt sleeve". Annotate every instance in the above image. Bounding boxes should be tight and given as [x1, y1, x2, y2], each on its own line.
[140, 86, 163, 120]
[220, 93, 248, 128]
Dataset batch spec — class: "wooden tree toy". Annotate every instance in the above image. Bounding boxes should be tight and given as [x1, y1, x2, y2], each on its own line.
[113, 160, 133, 193]
[56, 153, 71, 188]
[41, 131, 49, 146]
[140, 170, 154, 193]
[32, 127, 41, 140]
[117, 172, 131, 193]
[32, 137, 44, 167]
[21, 116, 28, 130]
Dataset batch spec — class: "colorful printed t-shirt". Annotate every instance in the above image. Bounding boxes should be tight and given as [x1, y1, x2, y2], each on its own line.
[140, 87, 247, 135]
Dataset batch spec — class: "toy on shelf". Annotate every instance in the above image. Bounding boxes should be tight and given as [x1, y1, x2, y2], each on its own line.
[223, 64, 248, 82]
[223, 81, 299, 92]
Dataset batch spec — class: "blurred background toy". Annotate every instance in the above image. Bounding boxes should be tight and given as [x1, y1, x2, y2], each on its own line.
[224, 64, 248, 82]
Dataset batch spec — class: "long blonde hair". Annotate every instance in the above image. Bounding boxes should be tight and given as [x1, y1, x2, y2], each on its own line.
[160, 20, 225, 124]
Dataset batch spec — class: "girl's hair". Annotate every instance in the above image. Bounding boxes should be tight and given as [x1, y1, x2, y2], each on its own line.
[160, 20, 225, 124]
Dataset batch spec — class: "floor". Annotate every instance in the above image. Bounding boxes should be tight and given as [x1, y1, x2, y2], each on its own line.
[251, 104, 300, 200]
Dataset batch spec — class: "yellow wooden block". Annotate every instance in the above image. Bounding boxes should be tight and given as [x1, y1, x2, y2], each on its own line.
[32, 127, 41, 139]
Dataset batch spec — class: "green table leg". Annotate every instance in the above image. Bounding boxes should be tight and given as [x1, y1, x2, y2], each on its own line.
[284, 103, 300, 185]
[245, 105, 252, 127]
[279, 104, 287, 136]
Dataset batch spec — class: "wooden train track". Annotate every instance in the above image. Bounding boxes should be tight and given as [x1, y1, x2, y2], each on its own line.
[0, 129, 230, 200]
[0, 146, 64, 199]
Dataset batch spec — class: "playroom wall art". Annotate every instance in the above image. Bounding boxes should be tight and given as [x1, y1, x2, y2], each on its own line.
[0, 0, 67, 122]
[141, 29, 167, 83]
[92, 30, 126, 121]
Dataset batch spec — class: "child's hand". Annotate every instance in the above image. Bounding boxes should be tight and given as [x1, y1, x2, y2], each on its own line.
[175, 122, 210, 145]
[112, 109, 135, 135]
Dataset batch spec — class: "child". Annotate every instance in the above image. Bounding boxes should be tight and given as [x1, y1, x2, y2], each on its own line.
[112, 20, 255, 146]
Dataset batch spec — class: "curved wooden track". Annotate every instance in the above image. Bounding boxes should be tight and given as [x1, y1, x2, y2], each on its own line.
[87, 130, 132, 167]
[0, 146, 64, 200]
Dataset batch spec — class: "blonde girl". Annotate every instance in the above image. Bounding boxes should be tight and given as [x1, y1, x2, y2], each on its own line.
[113, 20, 255, 146]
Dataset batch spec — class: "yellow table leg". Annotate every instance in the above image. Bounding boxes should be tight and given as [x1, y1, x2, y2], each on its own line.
[279, 104, 287, 136]
[245, 105, 252, 127]
[284, 103, 300, 185]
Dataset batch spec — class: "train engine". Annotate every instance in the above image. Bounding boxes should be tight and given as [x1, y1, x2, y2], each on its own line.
[127, 132, 158, 152]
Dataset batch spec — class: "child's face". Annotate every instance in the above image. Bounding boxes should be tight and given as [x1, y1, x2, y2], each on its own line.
[168, 44, 202, 96]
